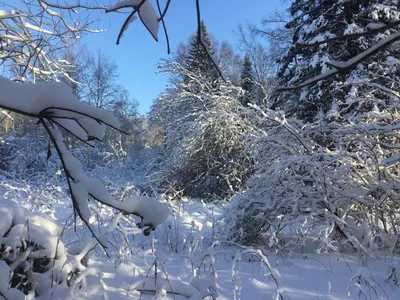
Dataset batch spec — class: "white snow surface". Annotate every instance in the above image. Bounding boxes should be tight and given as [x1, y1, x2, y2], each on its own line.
[74, 200, 400, 299]
[1, 193, 397, 300]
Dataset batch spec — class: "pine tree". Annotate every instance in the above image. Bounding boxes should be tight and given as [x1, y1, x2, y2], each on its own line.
[186, 20, 218, 81]
[273, 0, 400, 123]
[239, 53, 254, 106]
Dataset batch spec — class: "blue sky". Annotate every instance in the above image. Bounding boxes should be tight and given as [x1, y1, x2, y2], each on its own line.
[2, 0, 286, 114]
[81, 0, 287, 114]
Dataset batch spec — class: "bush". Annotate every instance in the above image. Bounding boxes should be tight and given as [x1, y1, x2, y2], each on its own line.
[0, 198, 98, 298]
[226, 108, 400, 254]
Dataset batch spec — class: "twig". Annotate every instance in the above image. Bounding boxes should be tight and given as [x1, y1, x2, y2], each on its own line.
[156, 0, 170, 54]
[194, 0, 225, 81]
[110, 0, 147, 45]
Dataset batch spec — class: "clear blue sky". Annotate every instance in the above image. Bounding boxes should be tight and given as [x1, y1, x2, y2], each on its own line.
[81, 0, 287, 114]
[2, 0, 286, 114]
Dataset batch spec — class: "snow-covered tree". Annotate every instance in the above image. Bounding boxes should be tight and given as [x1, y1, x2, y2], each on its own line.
[150, 61, 253, 200]
[227, 105, 400, 254]
[239, 53, 254, 106]
[0, 0, 175, 248]
[273, 0, 400, 122]
[235, 24, 280, 105]
[0, 1, 104, 83]
[186, 20, 219, 82]
[170, 37, 241, 85]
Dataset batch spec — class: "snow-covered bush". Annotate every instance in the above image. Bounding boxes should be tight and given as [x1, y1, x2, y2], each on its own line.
[149, 61, 253, 200]
[0, 133, 53, 176]
[0, 198, 102, 298]
[227, 106, 400, 255]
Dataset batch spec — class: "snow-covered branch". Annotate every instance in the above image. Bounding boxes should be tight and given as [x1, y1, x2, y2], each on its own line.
[105, 0, 159, 45]
[296, 20, 400, 49]
[277, 31, 400, 92]
[0, 1, 103, 82]
[0, 76, 169, 245]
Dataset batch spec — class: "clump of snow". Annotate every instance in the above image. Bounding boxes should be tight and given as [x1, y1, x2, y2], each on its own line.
[121, 195, 170, 228]
[106, 0, 160, 43]
[0, 76, 120, 136]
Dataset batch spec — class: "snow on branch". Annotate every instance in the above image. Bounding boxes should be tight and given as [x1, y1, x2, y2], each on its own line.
[277, 31, 400, 92]
[296, 20, 400, 49]
[0, 1, 104, 82]
[0, 76, 169, 248]
[105, 0, 159, 45]
[37, 0, 106, 11]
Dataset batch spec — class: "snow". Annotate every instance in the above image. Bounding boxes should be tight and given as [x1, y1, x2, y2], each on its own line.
[106, 0, 160, 43]
[1, 2, 400, 297]
[138, 0, 159, 41]
[107, 0, 143, 12]
[0, 9, 21, 19]
[0, 165, 399, 299]
[46, 126, 169, 235]
[0, 261, 25, 300]
[279, 30, 400, 91]
[120, 196, 169, 227]
[72, 200, 400, 300]
[0, 76, 120, 132]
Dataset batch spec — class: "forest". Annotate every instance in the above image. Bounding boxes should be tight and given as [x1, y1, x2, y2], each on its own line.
[0, 0, 400, 299]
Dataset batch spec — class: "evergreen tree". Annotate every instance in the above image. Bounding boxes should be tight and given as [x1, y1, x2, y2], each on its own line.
[186, 20, 218, 81]
[239, 53, 254, 106]
[273, 0, 400, 123]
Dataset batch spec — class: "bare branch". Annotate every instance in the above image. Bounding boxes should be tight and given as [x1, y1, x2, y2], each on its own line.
[195, 0, 225, 81]
[156, 0, 170, 54]
[157, 0, 172, 22]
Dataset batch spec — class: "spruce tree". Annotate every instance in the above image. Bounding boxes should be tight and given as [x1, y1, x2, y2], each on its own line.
[186, 20, 218, 81]
[273, 0, 400, 123]
[239, 53, 254, 106]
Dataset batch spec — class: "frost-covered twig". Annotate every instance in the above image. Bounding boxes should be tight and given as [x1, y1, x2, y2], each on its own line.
[0, 1, 103, 82]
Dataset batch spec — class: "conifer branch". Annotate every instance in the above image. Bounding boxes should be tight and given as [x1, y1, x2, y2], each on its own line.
[277, 30, 400, 92]
[296, 20, 400, 49]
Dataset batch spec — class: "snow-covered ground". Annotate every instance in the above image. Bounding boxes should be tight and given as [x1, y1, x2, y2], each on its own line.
[95, 200, 400, 300]
[0, 174, 399, 299]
